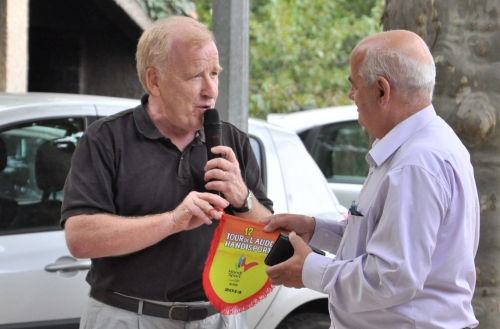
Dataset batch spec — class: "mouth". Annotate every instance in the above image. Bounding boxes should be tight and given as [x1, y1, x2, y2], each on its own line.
[198, 106, 213, 124]
[197, 105, 213, 112]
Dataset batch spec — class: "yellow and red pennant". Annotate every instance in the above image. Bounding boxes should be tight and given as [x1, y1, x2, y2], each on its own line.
[203, 213, 284, 314]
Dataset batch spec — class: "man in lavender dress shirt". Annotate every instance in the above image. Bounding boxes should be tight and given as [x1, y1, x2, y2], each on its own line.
[262, 30, 479, 329]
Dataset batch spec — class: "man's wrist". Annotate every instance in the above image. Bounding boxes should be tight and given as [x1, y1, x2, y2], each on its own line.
[232, 190, 253, 213]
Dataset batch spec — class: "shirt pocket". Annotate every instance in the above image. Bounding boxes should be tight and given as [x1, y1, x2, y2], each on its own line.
[336, 213, 369, 260]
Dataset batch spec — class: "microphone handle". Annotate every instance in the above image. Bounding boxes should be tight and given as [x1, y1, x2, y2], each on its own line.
[205, 124, 223, 161]
[205, 124, 223, 197]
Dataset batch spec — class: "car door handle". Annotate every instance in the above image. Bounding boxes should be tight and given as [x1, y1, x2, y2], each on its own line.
[44, 257, 91, 272]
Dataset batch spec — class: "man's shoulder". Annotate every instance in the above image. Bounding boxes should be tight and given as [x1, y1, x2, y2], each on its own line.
[396, 121, 471, 178]
[221, 121, 245, 133]
[86, 108, 136, 137]
[406, 118, 466, 158]
[220, 121, 251, 147]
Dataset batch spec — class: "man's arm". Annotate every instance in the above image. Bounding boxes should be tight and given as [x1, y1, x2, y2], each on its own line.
[305, 166, 445, 313]
[64, 191, 229, 259]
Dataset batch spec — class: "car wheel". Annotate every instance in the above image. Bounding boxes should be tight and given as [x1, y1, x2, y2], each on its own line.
[276, 312, 331, 329]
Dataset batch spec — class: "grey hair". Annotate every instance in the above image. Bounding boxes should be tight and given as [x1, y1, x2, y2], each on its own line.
[358, 44, 436, 102]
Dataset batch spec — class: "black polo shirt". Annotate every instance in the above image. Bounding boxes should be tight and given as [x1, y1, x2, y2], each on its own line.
[61, 95, 273, 302]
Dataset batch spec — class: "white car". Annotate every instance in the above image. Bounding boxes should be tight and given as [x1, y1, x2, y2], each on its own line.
[268, 106, 371, 209]
[0, 92, 343, 329]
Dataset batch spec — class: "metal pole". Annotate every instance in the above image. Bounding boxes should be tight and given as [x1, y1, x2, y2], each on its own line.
[212, 0, 249, 132]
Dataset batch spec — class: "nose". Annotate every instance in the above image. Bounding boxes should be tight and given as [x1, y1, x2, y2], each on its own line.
[201, 76, 218, 99]
[348, 87, 354, 101]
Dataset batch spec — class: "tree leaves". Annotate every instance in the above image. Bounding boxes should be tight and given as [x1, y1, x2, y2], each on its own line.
[148, 0, 385, 118]
[247, 0, 384, 117]
[137, 0, 197, 20]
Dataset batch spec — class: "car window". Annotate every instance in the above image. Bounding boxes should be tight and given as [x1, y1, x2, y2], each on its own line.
[0, 118, 84, 235]
[310, 121, 369, 185]
[249, 136, 266, 188]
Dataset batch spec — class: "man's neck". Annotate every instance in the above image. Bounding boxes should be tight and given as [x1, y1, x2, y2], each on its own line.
[145, 104, 197, 152]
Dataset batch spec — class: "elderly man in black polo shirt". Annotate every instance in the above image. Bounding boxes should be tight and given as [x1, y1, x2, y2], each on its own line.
[61, 16, 273, 329]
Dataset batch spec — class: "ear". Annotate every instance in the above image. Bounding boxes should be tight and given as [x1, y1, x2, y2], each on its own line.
[376, 77, 390, 106]
[146, 67, 161, 97]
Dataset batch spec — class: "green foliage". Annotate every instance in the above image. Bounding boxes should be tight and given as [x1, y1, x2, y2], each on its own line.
[145, 0, 385, 118]
[137, 0, 196, 20]
[192, 0, 212, 29]
[249, 0, 384, 118]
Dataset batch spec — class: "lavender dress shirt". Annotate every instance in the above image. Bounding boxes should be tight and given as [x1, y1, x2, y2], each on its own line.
[304, 105, 480, 329]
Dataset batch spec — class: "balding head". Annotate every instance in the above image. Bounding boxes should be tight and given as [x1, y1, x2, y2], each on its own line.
[353, 30, 436, 105]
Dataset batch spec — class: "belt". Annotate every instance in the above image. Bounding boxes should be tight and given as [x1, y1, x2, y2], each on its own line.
[90, 288, 218, 322]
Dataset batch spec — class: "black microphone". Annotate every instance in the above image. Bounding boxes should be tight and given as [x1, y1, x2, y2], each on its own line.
[204, 108, 223, 161]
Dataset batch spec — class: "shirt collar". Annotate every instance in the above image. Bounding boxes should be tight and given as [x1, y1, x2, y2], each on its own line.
[367, 104, 437, 167]
[133, 94, 203, 144]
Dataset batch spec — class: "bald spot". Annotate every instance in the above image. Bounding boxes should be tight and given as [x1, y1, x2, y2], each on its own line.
[354, 30, 433, 66]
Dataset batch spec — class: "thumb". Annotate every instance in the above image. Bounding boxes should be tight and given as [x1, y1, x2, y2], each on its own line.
[288, 231, 310, 254]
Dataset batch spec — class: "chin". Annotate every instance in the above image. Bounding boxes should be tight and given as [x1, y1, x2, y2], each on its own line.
[194, 114, 205, 129]
[196, 112, 204, 124]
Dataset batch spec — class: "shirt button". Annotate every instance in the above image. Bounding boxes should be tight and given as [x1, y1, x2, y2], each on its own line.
[324, 233, 329, 238]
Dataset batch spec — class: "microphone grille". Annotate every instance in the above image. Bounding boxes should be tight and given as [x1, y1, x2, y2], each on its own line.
[204, 108, 220, 126]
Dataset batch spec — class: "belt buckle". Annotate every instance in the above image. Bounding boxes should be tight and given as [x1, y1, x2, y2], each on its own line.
[168, 305, 189, 322]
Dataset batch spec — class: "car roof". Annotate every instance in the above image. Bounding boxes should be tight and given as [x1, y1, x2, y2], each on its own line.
[267, 105, 358, 133]
[0, 93, 351, 140]
[0, 92, 293, 135]
[248, 117, 298, 134]
[0, 92, 139, 110]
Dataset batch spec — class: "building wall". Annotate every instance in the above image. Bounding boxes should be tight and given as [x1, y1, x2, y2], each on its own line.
[28, 0, 145, 99]
[1, 0, 147, 98]
[0, 0, 28, 92]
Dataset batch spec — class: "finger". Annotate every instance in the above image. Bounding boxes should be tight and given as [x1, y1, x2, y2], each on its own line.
[211, 146, 236, 163]
[288, 231, 311, 254]
[265, 263, 281, 277]
[204, 157, 227, 174]
[189, 199, 221, 222]
[188, 204, 213, 225]
[197, 195, 230, 218]
[265, 265, 274, 277]
[204, 164, 224, 181]
[270, 276, 283, 286]
[212, 206, 225, 212]
[198, 193, 230, 209]
[265, 265, 283, 285]
[208, 208, 224, 220]
[263, 214, 288, 232]
[259, 215, 272, 226]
